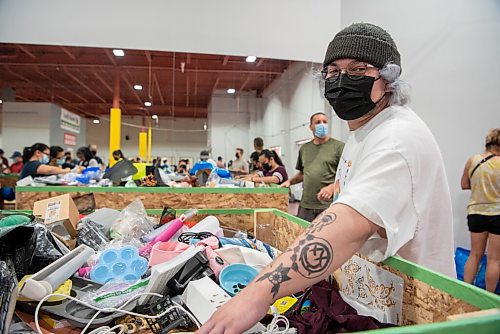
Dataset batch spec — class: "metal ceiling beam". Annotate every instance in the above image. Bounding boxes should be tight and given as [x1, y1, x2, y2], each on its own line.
[256, 58, 265, 67]
[104, 49, 117, 66]
[16, 44, 36, 59]
[211, 75, 220, 96]
[144, 50, 151, 62]
[122, 69, 143, 105]
[222, 56, 229, 66]
[236, 77, 251, 96]
[60, 46, 76, 60]
[93, 69, 113, 94]
[1, 62, 283, 75]
[186, 74, 190, 107]
[153, 73, 165, 105]
[63, 66, 107, 103]
[186, 53, 191, 65]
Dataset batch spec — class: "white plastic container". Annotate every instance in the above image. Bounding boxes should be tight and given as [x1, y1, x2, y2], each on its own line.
[187, 216, 223, 237]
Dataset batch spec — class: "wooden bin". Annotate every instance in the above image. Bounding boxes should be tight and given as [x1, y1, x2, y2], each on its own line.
[15, 186, 288, 212]
[162, 208, 500, 333]
[3, 207, 498, 333]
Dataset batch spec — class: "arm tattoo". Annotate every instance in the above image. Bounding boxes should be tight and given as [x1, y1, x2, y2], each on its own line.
[256, 263, 291, 298]
[305, 212, 336, 234]
[257, 234, 334, 297]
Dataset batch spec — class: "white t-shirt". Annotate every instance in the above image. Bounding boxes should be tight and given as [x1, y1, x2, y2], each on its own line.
[333, 105, 456, 277]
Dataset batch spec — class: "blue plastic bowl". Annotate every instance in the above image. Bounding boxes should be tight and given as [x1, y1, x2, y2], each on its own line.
[219, 263, 259, 296]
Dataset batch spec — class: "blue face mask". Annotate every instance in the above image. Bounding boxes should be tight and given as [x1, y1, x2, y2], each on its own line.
[314, 123, 328, 138]
[39, 154, 50, 164]
[57, 158, 66, 166]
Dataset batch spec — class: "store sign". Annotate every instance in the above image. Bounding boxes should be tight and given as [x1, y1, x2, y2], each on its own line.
[60, 109, 80, 133]
[64, 132, 77, 146]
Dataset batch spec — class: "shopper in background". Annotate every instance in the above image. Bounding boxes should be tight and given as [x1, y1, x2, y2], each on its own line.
[199, 23, 456, 334]
[112, 149, 125, 162]
[250, 137, 264, 172]
[461, 128, 500, 292]
[282, 113, 345, 222]
[88, 144, 103, 165]
[62, 156, 75, 169]
[0, 149, 9, 170]
[242, 149, 288, 185]
[49, 146, 65, 167]
[76, 146, 99, 167]
[230, 148, 249, 177]
[216, 156, 225, 169]
[20, 143, 70, 179]
[3, 151, 23, 174]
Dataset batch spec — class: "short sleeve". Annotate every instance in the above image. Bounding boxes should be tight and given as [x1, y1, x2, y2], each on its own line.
[335, 149, 418, 262]
[272, 170, 285, 183]
[296, 147, 304, 172]
[88, 159, 99, 167]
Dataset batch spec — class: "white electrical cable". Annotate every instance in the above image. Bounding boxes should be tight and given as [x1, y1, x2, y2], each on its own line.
[262, 306, 291, 334]
[34, 292, 201, 334]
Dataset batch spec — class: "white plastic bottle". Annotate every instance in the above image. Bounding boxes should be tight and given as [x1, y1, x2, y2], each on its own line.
[187, 216, 223, 237]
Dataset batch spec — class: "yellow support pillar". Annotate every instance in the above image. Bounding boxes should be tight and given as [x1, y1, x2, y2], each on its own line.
[139, 131, 147, 161]
[147, 119, 152, 164]
[108, 107, 121, 166]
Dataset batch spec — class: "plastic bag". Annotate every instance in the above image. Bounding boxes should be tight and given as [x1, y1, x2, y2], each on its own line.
[0, 223, 65, 280]
[81, 279, 149, 309]
[109, 199, 156, 244]
[205, 168, 220, 187]
[77, 220, 110, 251]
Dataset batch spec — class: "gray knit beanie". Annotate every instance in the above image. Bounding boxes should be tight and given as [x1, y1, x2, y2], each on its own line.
[323, 23, 401, 70]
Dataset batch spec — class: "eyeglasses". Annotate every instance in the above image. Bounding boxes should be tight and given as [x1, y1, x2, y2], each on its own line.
[321, 61, 377, 80]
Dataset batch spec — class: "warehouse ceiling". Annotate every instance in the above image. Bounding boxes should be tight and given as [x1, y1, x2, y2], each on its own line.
[0, 43, 292, 119]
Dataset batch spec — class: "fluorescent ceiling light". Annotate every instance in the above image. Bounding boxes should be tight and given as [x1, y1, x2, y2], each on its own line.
[227, 88, 236, 94]
[246, 56, 257, 63]
[92, 119, 100, 124]
[152, 114, 158, 119]
[112, 49, 125, 57]
[144, 101, 152, 107]
[203, 122, 207, 130]
[134, 84, 143, 90]
[0, 99, 3, 104]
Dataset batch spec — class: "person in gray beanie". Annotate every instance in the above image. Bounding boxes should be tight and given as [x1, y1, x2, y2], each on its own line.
[198, 23, 455, 334]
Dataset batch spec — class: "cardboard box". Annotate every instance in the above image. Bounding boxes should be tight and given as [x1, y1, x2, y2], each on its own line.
[33, 194, 79, 238]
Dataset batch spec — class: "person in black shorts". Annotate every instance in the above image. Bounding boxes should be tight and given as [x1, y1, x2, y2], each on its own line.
[461, 128, 500, 292]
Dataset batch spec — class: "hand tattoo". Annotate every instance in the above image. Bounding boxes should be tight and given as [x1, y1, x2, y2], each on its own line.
[256, 263, 291, 298]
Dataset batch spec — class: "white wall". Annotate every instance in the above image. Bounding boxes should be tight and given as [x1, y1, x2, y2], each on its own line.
[250, 62, 348, 174]
[1, 102, 86, 155]
[208, 92, 257, 163]
[1, 102, 51, 156]
[85, 116, 208, 164]
[0, 0, 340, 63]
[340, 0, 500, 249]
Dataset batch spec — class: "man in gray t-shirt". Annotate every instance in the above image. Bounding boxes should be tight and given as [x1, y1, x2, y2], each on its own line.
[230, 148, 249, 177]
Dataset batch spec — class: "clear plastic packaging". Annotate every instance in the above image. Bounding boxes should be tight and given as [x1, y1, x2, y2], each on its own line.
[109, 199, 156, 244]
[81, 279, 149, 309]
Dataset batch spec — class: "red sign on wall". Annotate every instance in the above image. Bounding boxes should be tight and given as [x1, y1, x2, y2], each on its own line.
[64, 132, 77, 146]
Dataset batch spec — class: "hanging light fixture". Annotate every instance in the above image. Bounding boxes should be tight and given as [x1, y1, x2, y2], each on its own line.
[203, 122, 207, 131]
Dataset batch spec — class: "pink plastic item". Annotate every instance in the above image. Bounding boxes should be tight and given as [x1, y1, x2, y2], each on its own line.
[196, 236, 227, 277]
[148, 241, 191, 267]
[139, 208, 198, 257]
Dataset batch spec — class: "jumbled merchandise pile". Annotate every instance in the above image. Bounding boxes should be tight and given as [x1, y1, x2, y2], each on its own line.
[1, 196, 398, 334]
[0, 197, 295, 334]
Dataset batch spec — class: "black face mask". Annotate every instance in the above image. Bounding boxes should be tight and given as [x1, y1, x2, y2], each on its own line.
[324, 74, 383, 121]
[235, 153, 240, 159]
[262, 162, 271, 171]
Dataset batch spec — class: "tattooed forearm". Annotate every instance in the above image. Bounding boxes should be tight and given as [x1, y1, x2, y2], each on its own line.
[290, 234, 333, 278]
[256, 263, 291, 298]
[305, 212, 336, 234]
[256, 234, 334, 298]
